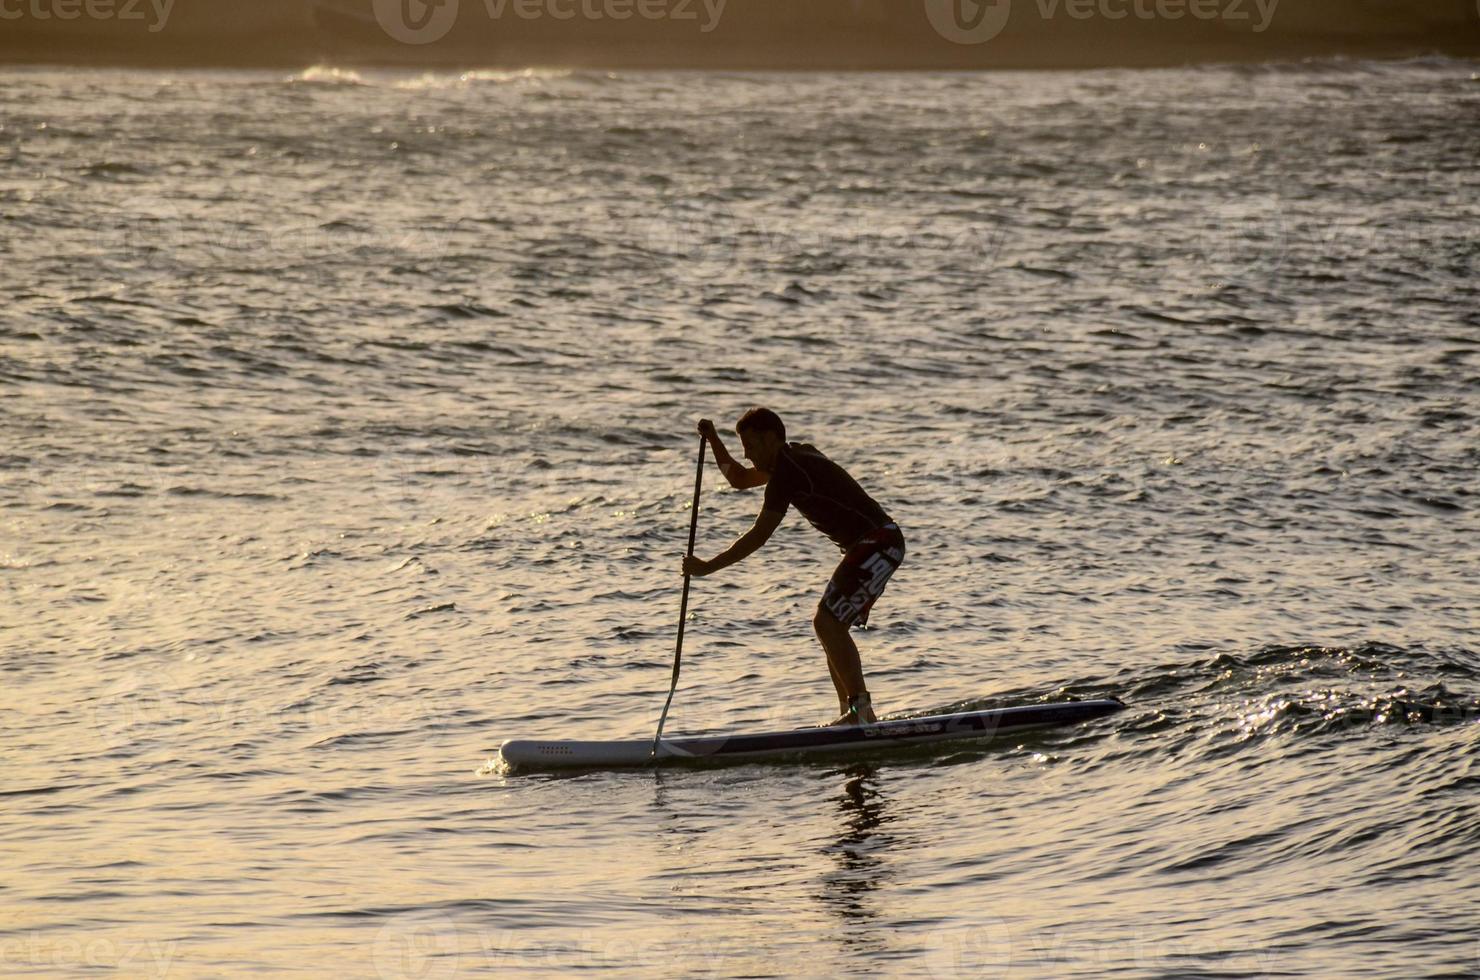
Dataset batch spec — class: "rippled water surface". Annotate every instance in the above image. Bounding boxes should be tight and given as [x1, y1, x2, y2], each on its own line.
[3, 61, 1479, 977]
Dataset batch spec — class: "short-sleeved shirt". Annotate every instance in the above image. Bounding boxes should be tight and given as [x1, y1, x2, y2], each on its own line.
[762, 442, 893, 551]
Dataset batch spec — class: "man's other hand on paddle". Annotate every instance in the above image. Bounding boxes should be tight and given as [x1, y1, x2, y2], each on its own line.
[682, 555, 716, 577]
[682, 506, 784, 578]
[697, 417, 768, 490]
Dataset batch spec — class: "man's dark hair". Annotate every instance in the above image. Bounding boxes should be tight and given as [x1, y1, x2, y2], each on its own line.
[736, 407, 786, 442]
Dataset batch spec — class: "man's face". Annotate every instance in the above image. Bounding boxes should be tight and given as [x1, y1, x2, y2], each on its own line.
[738, 428, 779, 474]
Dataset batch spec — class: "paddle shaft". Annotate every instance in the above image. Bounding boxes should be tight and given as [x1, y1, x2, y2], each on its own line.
[652, 433, 706, 759]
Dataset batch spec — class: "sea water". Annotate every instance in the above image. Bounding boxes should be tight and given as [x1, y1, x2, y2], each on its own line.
[2, 61, 1478, 977]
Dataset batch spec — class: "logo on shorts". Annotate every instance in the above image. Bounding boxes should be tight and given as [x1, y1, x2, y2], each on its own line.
[374, 0, 460, 44]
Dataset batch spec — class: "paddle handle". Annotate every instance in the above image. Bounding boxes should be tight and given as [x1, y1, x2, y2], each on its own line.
[651, 432, 706, 760]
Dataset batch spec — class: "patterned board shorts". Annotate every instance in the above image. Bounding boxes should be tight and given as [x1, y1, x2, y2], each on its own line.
[821, 523, 906, 629]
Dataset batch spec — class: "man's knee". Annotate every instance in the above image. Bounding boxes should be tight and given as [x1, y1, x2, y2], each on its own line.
[814, 605, 842, 636]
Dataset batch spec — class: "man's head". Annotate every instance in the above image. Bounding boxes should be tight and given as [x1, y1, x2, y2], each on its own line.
[735, 407, 786, 474]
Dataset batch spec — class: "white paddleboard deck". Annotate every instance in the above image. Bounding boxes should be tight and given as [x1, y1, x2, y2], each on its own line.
[499, 698, 1125, 770]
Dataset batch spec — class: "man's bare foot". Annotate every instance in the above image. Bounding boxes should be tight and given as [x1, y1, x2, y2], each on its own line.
[829, 694, 877, 726]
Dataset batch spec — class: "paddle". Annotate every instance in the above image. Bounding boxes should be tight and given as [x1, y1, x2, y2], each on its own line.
[651, 431, 706, 760]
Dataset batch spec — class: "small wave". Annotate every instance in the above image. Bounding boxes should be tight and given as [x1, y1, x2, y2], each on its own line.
[431, 302, 507, 319]
[308, 730, 411, 748]
[1083, 642, 1480, 762]
[78, 162, 147, 179]
[477, 756, 511, 776]
[93, 483, 153, 498]
[1012, 264, 1075, 280]
[388, 556, 438, 575]
[327, 667, 382, 686]
[165, 486, 283, 502]
[289, 66, 367, 87]
[392, 68, 576, 90]
[1228, 685, 1480, 744]
[1222, 54, 1473, 77]
[406, 602, 457, 620]
[0, 783, 73, 799]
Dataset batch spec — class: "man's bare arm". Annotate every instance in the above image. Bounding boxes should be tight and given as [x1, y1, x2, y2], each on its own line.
[683, 507, 784, 577]
[722, 463, 768, 490]
[698, 419, 767, 490]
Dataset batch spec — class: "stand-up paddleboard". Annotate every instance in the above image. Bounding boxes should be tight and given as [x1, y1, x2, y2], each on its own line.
[499, 698, 1125, 770]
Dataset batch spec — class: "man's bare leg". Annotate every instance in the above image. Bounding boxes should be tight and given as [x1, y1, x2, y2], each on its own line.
[813, 607, 878, 725]
[825, 657, 848, 717]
